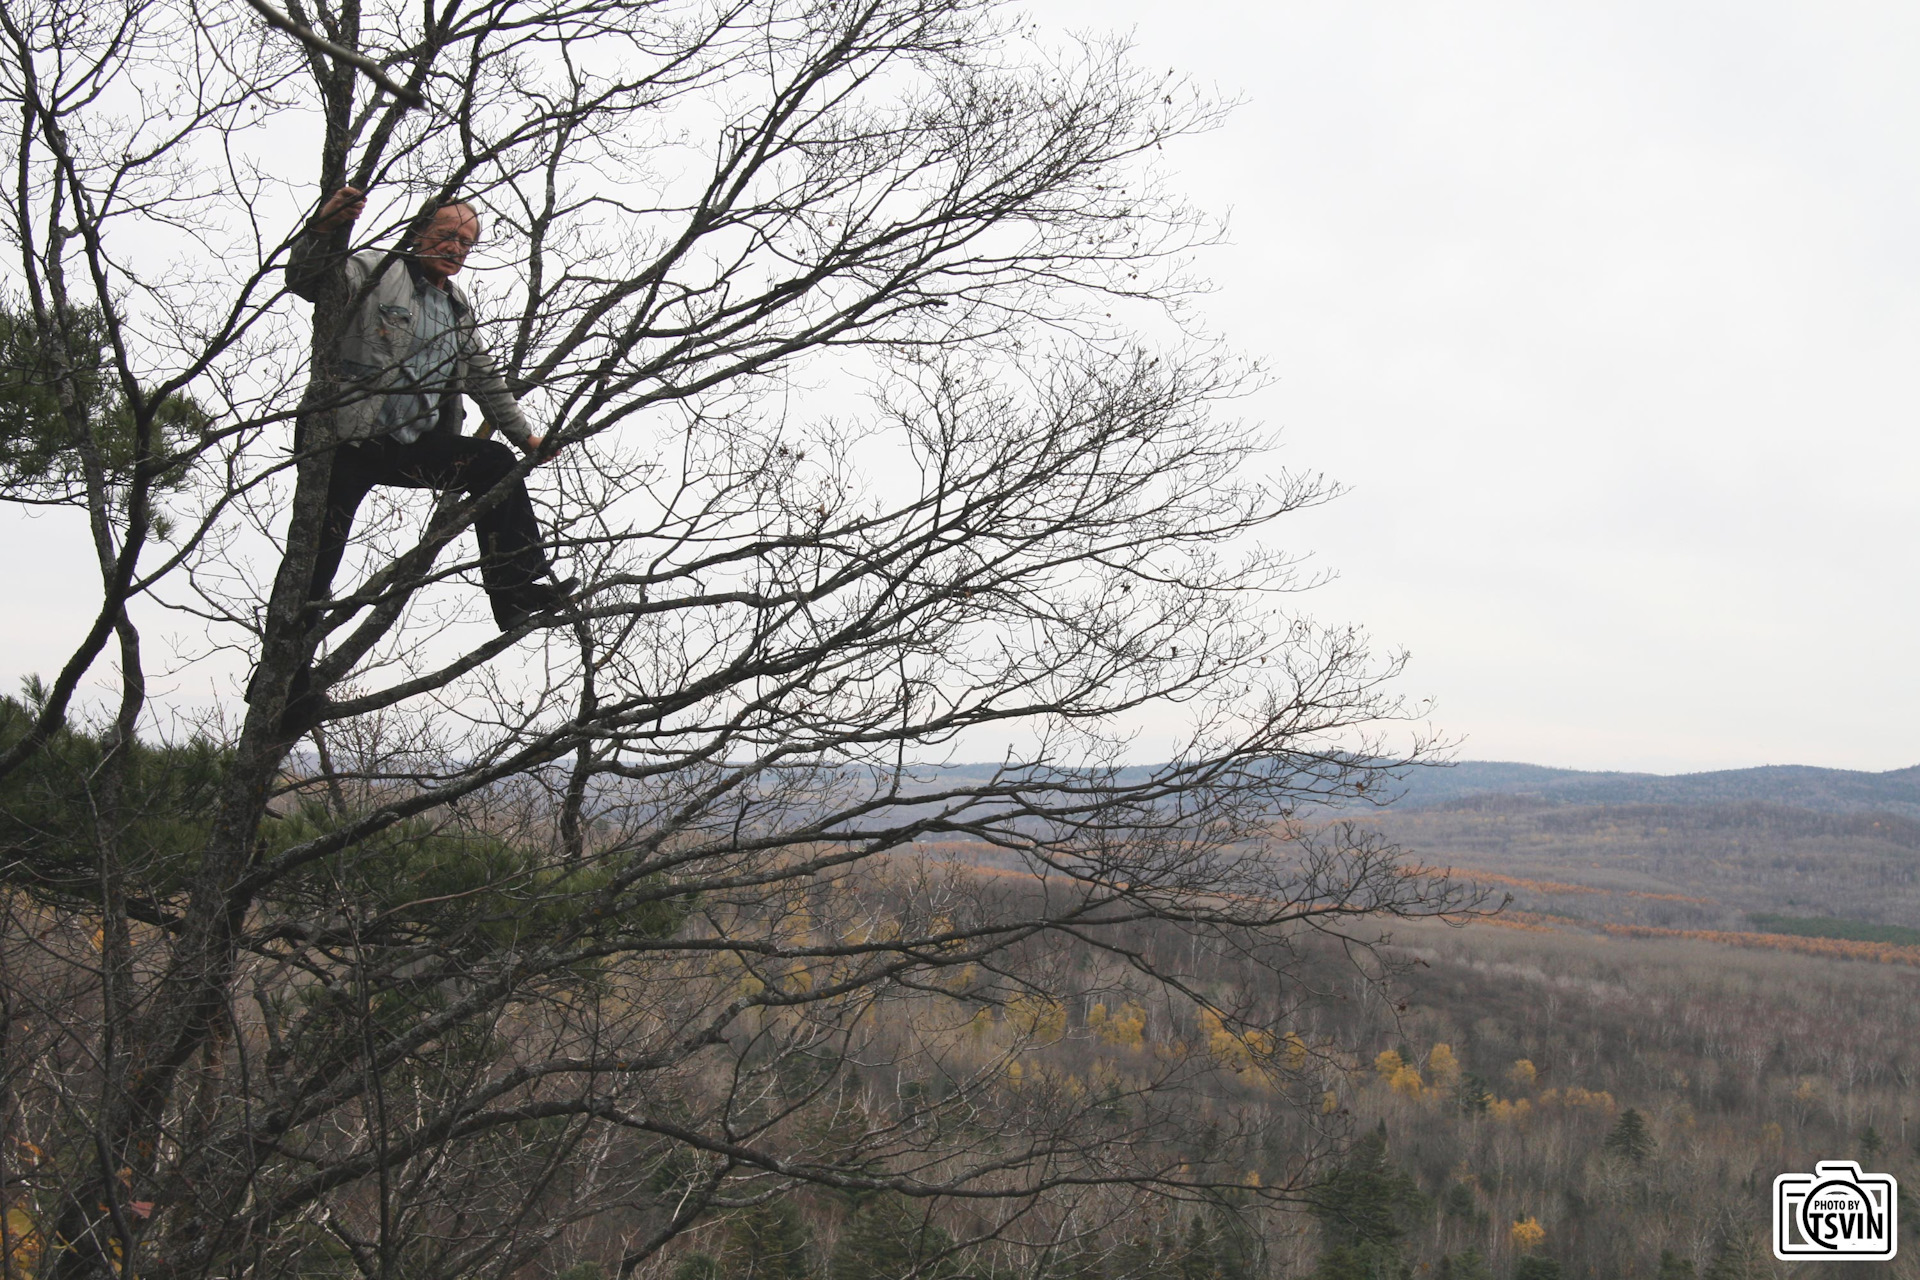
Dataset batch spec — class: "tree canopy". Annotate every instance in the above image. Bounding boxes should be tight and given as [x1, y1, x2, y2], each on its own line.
[0, 0, 1478, 1274]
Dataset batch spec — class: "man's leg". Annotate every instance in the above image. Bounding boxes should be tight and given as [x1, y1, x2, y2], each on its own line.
[384, 434, 559, 625]
[309, 440, 383, 611]
[250, 440, 379, 712]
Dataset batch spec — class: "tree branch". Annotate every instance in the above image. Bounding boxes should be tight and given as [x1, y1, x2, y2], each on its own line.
[240, 0, 425, 108]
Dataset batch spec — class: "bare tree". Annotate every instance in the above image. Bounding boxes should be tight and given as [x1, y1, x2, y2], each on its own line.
[0, 0, 1480, 1274]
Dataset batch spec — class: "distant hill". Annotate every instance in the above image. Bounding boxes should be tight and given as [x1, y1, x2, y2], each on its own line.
[881, 757, 1920, 928]
[832, 757, 1920, 821]
[1385, 759, 1920, 818]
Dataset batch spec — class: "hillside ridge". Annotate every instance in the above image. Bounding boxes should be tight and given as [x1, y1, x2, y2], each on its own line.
[1385, 758, 1920, 816]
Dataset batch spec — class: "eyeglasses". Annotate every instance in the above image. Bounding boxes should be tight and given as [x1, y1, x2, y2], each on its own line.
[422, 232, 478, 250]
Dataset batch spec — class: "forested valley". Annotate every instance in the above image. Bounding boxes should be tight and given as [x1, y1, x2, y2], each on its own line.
[6, 719, 1915, 1280]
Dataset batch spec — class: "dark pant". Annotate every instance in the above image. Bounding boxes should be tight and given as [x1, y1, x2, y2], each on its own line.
[311, 432, 551, 626]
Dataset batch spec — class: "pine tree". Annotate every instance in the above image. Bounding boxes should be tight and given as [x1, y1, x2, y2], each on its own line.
[1442, 1183, 1484, 1224]
[1701, 1232, 1761, 1280]
[1453, 1074, 1493, 1116]
[1175, 1217, 1224, 1280]
[1310, 1124, 1428, 1280]
[1438, 1248, 1491, 1280]
[1109, 1230, 1165, 1280]
[1513, 1258, 1561, 1280]
[1603, 1109, 1656, 1164]
[828, 1196, 955, 1280]
[721, 1200, 813, 1280]
[1212, 1214, 1258, 1280]
[1040, 1241, 1109, 1280]
[1656, 1250, 1696, 1280]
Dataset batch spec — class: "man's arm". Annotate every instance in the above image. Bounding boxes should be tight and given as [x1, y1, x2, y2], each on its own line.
[464, 340, 536, 451]
[287, 186, 367, 302]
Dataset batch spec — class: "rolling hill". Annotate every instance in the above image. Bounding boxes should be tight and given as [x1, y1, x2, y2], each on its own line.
[1384, 758, 1920, 817]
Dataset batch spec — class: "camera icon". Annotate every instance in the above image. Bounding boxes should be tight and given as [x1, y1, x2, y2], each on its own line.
[1774, 1161, 1898, 1261]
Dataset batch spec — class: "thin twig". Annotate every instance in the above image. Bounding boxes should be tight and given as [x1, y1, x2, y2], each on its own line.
[241, 0, 425, 108]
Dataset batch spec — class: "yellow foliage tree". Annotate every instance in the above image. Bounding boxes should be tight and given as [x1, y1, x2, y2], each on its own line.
[1007, 993, 1066, 1040]
[1510, 1217, 1546, 1251]
[3, 1206, 41, 1279]
[1428, 1043, 1461, 1088]
[1091, 1002, 1146, 1049]
[1539, 1086, 1614, 1113]
[1198, 1009, 1274, 1073]
[1388, 1065, 1424, 1098]
[1507, 1058, 1537, 1088]
[1282, 1031, 1309, 1071]
[1374, 1049, 1405, 1078]
[1488, 1097, 1532, 1123]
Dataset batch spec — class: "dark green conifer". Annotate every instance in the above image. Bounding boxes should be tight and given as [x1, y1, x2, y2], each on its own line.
[1453, 1074, 1493, 1116]
[1175, 1217, 1223, 1280]
[1603, 1109, 1655, 1164]
[721, 1199, 814, 1279]
[1040, 1240, 1108, 1280]
[1701, 1231, 1761, 1280]
[1438, 1248, 1491, 1280]
[1655, 1249, 1695, 1280]
[1442, 1182, 1484, 1223]
[1309, 1124, 1428, 1280]
[828, 1195, 955, 1280]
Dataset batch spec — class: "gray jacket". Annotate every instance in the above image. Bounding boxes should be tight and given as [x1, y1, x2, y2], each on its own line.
[287, 232, 532, 448]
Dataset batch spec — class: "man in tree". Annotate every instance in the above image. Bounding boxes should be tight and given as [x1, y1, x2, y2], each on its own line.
[286, 185, 571, 631]
[0, 0, 1486, 1267]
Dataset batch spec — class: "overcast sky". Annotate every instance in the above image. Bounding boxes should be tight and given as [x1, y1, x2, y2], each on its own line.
[3, 1, 1914, 774]
[1019, 0, 1920, 772]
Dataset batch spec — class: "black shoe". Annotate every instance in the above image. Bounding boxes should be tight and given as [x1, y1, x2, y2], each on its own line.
[494, 577, 579, 631]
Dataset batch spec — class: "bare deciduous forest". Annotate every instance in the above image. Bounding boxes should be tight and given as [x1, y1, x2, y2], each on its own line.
[1371, 797, 1920, 931]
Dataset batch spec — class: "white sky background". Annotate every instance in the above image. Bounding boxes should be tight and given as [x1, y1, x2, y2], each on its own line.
[2, 0, 1915, 773]
[1016, 0, 1920, 773]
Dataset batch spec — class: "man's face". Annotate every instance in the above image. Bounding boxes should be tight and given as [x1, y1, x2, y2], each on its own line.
[416, 206, 480, 282]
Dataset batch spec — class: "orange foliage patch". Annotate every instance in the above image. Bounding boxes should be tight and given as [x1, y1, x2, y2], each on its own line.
[1423, 867, 1605, 896]
[1465, 911, 1920, 969]
[1594, 922, 1920, 968]
[1471, 914, 1560, 935]
[1440, 867, 1713, 906]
